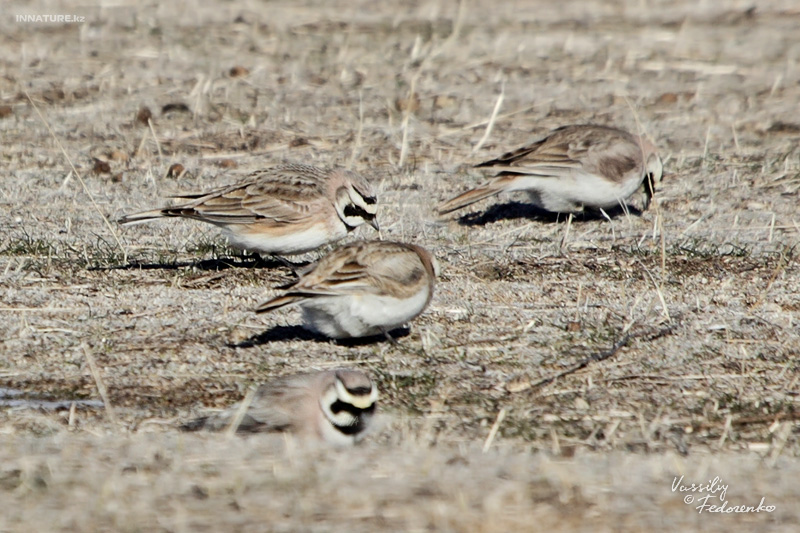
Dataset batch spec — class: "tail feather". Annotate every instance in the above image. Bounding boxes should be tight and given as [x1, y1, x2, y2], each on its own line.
[254, 293, 306, 314]
[437, 184, 503, 215]
[117, 208, 173, 225]
[180, 415, 212, 432]
[118, 205, 205, 225]
[180, 413, 245, 432]
[181, 412, 267, 433]
[166, 192, 207, 200]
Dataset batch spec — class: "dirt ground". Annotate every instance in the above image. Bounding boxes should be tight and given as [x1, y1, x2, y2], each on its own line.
[1, 0, 799, 531]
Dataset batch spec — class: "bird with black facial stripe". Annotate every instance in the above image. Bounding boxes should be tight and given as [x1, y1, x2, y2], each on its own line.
[182, 369, 378, 446]
[119, 164, 379, 257]
[438, 124, 663, 216]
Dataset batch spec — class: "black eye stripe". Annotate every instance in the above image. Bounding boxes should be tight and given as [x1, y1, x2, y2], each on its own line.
[343, 204, 375, 220]
[345, 386, 373, 396]
[328, 400, 376, 435]
[353, 188, 377, 205]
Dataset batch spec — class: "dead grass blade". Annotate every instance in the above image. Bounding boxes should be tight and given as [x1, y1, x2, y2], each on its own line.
[348, 90, 365, 169]
[398, 75, 418, 168]
[482, 407, 507, 453]
[225, 386, 258, 436]
[82, 343, 118, 426]
[472, 82, 505, 154]
[24, 90, 128, 263]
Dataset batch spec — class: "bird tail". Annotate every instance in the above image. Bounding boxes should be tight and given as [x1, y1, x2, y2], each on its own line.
[254, 294, 306, 314]
[437, 183, 503, 215]
[181, 412, 267, 433]
[117, 208, 173, 225]
[181, 413, 244, 432]
[180, 415, 213, 432]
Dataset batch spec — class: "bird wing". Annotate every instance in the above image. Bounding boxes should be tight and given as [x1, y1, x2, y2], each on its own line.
[240, 375, 317, 432]
[475, 125, 641, 181]
[288, 243, 385, 296]
[476, 137, 582, 177]
[579, 135, 644, 183]
[166, 166, 329, 225]
[256, 243, 392, 312]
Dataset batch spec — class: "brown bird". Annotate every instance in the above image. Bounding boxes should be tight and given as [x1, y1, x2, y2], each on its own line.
[256, 240, 437, 339]
[438, 124, 663, 215]
[119, 164, 379, 255]
[182, 369, 378, 446]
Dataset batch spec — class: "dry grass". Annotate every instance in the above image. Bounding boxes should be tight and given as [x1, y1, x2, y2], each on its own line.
[1, 0, 799, 530]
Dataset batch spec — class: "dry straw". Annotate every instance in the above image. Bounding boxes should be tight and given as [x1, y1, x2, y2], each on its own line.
[25, 90, 128, 263]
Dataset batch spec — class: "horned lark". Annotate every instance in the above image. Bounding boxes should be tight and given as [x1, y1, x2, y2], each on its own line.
[438, 124, 663, 215]
[119, 164, 379, 255]
[182, 369, 378, 446]
[255, 240, 437, 339]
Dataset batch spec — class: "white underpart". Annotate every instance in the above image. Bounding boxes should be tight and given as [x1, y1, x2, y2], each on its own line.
[318, 417, 359, 446]
[510, 170, 643, 212]
[222, 222, 347, 255]
[299, 286, 431, 338]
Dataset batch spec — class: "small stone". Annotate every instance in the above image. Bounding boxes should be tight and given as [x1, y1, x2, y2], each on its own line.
[574, 397, 590, 411]
[108, 150, 129, 162]
[161, 102, 191, 114]
[506, 380, 531, 393]
[136, 106, 152, 125]
[395, 92, 421, 113]
[167, 163, 185, 178]
[93, 159, 111, 174]
[657, 92, 679, 104]
[229, 65, 250, 77]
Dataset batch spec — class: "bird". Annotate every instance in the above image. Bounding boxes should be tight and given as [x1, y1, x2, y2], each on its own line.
[437, 124, 663, 216]
[181, 369, 378, 446]
[118, 163, 379, 256]
[255, 240, 437, 339]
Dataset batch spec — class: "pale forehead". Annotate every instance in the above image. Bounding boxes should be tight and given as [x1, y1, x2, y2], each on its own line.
[334, 369, 374, 388]
[335, 169, 374, 191]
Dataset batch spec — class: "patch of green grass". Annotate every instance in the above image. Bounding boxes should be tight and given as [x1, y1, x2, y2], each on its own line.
[1, 232, 57, 257]
[614, 238, 753, 260]
[1, 232, 130, 274]
[186, 236, 240, 259]
[1, 229, 259, 276]
[674, 238, 751, 259]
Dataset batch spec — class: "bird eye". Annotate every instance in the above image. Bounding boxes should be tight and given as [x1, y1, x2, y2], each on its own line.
[354, 187, 377, 205]
[346, 386, 373, 396]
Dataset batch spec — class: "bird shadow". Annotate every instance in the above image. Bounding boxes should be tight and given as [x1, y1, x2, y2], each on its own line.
[92, 255, 309, 273]
[231, 325, 411, 348]
[455, 201, 646, 226]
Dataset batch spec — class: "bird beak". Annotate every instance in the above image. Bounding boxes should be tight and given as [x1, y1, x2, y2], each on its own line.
[368, 218, 380, 231]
